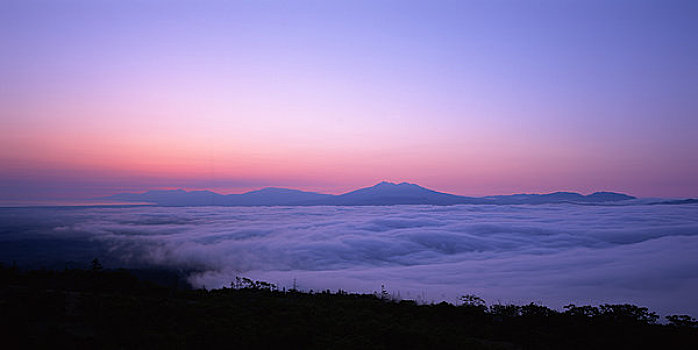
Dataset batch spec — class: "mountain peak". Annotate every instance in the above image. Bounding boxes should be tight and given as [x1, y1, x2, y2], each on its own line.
[102, 184, 637, 207]
[366, 181, 427, 191]
[374, 181, 420, 188]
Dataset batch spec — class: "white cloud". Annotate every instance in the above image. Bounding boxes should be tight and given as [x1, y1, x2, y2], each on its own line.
[1, 203, 697, 316]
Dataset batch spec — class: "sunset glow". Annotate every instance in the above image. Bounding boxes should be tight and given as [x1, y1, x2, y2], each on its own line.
[2, 0, 697, 199]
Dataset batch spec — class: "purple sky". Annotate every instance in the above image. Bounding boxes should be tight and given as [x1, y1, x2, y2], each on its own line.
[1, 0, 697, 199]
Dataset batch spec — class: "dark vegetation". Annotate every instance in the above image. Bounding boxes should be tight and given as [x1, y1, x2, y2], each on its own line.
[1, 263, 697, 349]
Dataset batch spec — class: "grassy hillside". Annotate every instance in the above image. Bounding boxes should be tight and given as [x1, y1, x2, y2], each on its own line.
[1, 264, 697, 349]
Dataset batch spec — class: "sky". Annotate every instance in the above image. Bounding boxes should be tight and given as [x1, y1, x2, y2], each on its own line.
[1, 0, 697, 199]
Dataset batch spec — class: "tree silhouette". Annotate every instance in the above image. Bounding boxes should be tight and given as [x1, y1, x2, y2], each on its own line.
[459, 294, 486, 307]
[90, 258, 103, 272]
[666, 314, 698, 328]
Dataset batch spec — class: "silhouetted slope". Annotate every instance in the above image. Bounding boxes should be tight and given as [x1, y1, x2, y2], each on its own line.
[224, 187, 333, 206]
[104, 188, 331, 206]
[2, 266, 697, 350]
[484, 191, 637, 204]
[586, 192, 636, 202]
[103, 182, 637, 207]
[321, 181, 487, 205]
[106, 189, 225, 206]
[650, 198, 698, 205]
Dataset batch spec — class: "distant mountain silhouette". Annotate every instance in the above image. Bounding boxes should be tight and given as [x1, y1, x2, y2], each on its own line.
[102, 182, 637, 207]
[106, 190, 225, 206]
[649, 198, 698, 205]
[105, 187, 331, 206]
[319, 181, 489, 206]
[483, 191, 636, 204]
[586, 192, 637, 202]
[226, 187, 333, 206]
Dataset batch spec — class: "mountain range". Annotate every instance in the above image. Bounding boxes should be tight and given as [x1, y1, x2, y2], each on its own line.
[103, 181, 637, 207]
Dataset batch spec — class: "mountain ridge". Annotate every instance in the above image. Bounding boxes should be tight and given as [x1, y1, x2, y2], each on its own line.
[102, 182, 637, 207]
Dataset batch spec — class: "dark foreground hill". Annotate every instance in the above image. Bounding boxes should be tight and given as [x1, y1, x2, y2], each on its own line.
[1, 265, 697, 349]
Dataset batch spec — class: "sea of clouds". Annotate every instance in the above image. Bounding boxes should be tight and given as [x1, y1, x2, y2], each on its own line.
[1, 203, 698, 316]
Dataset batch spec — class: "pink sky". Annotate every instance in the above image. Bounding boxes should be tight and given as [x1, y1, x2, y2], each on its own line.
[1, 1, 697, 199]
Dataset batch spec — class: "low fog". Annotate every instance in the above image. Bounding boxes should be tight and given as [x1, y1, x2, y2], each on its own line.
[1, 203, 697, 316]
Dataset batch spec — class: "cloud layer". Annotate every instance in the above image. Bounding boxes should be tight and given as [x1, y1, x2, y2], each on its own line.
[1, 203, 698, 316]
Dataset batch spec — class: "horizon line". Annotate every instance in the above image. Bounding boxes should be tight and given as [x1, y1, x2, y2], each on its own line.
[102, 181, 642, 198]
